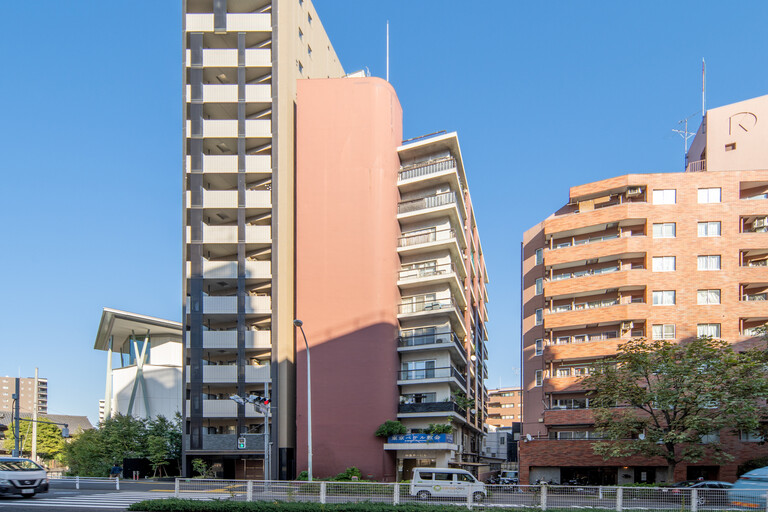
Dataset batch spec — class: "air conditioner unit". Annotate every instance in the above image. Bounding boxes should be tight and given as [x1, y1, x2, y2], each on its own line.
[621, 321, 634, 331]
[754, 217, 768, 228]
[626, 187, 642, 196]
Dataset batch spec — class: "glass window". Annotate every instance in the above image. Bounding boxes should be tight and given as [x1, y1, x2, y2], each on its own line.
[535, 309, 543, 325]
[652, 256, 676, 272]
[535, 370, 543, 387]
[434, 472, 451, 481]
[652, 290, 676, 305]
[652, 324, 676, 340]
[698, 255, 721, 270]
[697, 323, 721, 337]
[698, 221, 721, 237]
[535, 339, 543, 356]
[557, 367, 571, 377]
[535, 278, 543, 295]
[535, 248, 544, 265]
[653, 189, 677, 204]
[652, 223, 676, 238]
[697, 289, 721, 305]
[741, 431, 764, 442]
[698, 188, 721, 203]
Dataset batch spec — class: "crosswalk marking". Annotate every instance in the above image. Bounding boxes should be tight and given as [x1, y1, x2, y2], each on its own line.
[1, 491, 235, 509]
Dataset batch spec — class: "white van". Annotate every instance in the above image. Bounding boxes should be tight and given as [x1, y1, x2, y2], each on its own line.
[0, 457, 49, 498]
[410, 467, 487, 502]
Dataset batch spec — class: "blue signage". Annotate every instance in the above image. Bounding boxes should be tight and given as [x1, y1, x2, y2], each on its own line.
[387, 433, 454, 444]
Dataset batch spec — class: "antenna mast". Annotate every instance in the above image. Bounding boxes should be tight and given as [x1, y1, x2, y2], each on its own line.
[672, 113, 698, 171]
[702, 58, 706, 118]
[386, 21, 390, 82]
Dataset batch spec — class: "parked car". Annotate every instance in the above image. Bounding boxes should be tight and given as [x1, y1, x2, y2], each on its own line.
[663, 480, 732, 506]
[729, 466, 768, 508]
[498, 470, 519, 485]
[410, 468, 487, 502]
[0, 457, 49, 498]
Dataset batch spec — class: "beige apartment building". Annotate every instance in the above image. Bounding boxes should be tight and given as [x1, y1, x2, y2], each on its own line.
[520, 94, 768, 485]
[487, 387, 522, 430]
[0, 377, 47, 415]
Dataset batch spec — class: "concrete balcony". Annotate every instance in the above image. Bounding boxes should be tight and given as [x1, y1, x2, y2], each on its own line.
[544, 338, 624, 362]
[544, 303, 649, 330]
[185, 330, 271, 350]
[186, 225, 271, 244]
[185, 260, 270, 280]
[185, 13, 272, 33]
[398, 297, 466, 337]
[185, 295, 271, 315]
[185, 190, 271, 209]
[185, 48, 271, 68]
[543, 408, 596, 426]
[186, 120, 271, 139]
[397, 332, 466, 364]
[545, 204, 649, 235]
[544, 269, 648, 299]
[397, 228, 464, 261]
[543, 376, 587, 394]
[544, 235, 647, 267]
[397, 366, 466, 391]
[398, 191, 465, 229]
[186, 154, 271, 174]
[397, 263, 465, 304]
[186, 364, 270, 384]
[186, 399, 266, 418]
[185, 84, 271, 104]
[398, 157, 461, 194]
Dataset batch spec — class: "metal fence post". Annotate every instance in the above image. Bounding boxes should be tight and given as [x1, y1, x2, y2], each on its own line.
[247, 480, 253, 501]
[320, 482, 326, 504]
[75, 475, 80, 490]
[174, 478, 180, 498]
[691, 489, 698, 512]
[541, 485, 548, 511]
[466, 487, 472, 510]
[616, 487, 623, 512]
[116, 476, 120, 491]
[393, 482, 399, 505]
[599, 486, 603, 499]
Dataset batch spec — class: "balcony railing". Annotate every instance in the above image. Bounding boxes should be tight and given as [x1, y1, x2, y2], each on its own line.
[398, 228, 455, 248]
[398, 262, 456, 281]
[398, 331, 464, 354]
[745, 259, 768, 267]
[743, 293, 767, 301]
[398, 191, 457, 215]
[398, 298, 458, 314]
[398, 366, 466, 387]
[550, 265, 620, 282]
[686, 159, 706, 172]
[398, 402, 466, 415]
[548, 298, 627, 314]
[399, 157, 457, 181]
[552, 233, 620, 249]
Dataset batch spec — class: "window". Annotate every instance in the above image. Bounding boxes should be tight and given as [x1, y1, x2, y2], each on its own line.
[697, 323, 721, 338]
[556, 336, 570, 344]
[697, 289, 721, 305]
[401, 360, 435, 379]
[698, 188, 721, 203]
[698, 255, 721, 270]
[535, 278, 543, 295]
[556, 368, 571, 377]
[652, 324, 676, 340]
[653, 189, 676, 204]
[499, 437, 505, 445]
[652, 290, 676, 305]
[741, 431, 764, 442]
[698, 221, 721, 237]
[700, 432, 721, 444]
[535, 248, 544, 265]
[535, 370, 543, 387]
[535, 309, 543, 325]
[652, 256, 676, 272]
[652, 223, 676, 238]
[535, 339, 543, 356]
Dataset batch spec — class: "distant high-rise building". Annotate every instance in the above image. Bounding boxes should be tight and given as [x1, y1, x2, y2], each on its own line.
[0, 377, 47, 415]
[520, 94, 768, 485]
[487, 387, 522, 429]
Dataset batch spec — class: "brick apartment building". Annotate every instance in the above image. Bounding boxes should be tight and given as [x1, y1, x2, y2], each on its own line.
[521, 94, 768, 485]
[487, 387, 522, 429]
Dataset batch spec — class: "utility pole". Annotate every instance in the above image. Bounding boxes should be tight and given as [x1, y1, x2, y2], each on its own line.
[12, 378, 20, 457]
[32, 368, 38, 462]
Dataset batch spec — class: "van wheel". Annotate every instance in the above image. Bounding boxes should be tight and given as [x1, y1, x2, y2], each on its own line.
[417, 490, 431, 500]
[473, 492, 486, 502]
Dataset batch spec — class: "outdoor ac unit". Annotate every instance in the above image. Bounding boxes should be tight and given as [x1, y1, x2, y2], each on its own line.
[621, 321, 634, 331]
[754, 217, 768, 228]
[627, 187, 642, 196]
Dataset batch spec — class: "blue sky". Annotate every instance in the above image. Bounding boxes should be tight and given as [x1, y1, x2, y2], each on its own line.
[1, 1, 766, 423]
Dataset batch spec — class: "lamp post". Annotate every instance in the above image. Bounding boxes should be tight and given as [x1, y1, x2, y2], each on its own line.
[293, 319, 313, 482]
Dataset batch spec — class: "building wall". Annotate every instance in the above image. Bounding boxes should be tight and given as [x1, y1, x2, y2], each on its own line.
[112, 365, 183, 420]
[295, 77, 403, 481]
[0, 377, 47, 414]
[487, 387, 522, 429]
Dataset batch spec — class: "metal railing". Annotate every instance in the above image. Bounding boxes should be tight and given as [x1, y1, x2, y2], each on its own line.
[398, 297, 459, 314]
[399, 228, 455, 247]
[398, 366, 467, 387]
[48, 474, 122, 490]
[686, 159, 707, 172]
[398, 191, 458, 215]
[398, 262, 456, 281]
[398, 331, 464, 354]
[399, 156, 456, 181]
[162, 480, 758, 510]
[398, 401, 466, 415]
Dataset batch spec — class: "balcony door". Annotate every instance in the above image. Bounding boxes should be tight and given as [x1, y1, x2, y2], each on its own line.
[402, 359, 436, 379]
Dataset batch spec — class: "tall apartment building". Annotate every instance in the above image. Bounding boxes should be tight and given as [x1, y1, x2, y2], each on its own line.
[521, 94, 768, 485]
[182, 1, 490, 481]
[487, 387, 523, 429]
[0, 377, 47, 415]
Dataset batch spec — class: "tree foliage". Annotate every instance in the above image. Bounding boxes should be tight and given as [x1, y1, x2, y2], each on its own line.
[582, 336, 768, 479]
[374, 420, 406, 438]
[62, 413, 182, 477]
[2, 420, 65, 462]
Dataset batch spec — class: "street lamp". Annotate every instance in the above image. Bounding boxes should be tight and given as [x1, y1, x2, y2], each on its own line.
[293, 319, 313, 482]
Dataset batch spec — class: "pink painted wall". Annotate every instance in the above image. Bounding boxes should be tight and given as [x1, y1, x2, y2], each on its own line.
[295, 77, 403, 481]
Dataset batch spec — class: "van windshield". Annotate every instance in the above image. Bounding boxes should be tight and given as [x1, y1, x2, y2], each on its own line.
[0, 459, 43, 471]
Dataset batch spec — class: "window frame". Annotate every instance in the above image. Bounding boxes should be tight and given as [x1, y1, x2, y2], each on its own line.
[653, 189, 677, 204]
[652, 222, 676, 238]
[652, 290, 676, 306]
[652, 256, 676, 272]
[698, 188, 721, 204]
[652, 324, 676, 340]
[697, 255, 722, 271]
[697, 221, 721, 237]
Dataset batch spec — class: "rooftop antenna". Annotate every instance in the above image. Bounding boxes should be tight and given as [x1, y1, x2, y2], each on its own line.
[386, 21, 390, 82]
[672, 113, 698, 171]
[702, 58, 706, 119]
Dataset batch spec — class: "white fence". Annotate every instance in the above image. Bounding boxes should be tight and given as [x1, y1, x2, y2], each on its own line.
[48, 474, 121, 490]
[169, 480, 768, 510]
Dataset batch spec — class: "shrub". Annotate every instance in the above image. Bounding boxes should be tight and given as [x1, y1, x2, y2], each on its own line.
[374, 420, 406, 438]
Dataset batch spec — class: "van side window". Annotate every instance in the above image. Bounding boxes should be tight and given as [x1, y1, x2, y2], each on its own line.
[458, 474, 474, 482]
[419, 472, 433, 480]
[435, 473, 452, 481]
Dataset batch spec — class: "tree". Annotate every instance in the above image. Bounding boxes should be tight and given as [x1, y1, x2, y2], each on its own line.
[582, 336, 768, 481]
[2, 420, 65, 463]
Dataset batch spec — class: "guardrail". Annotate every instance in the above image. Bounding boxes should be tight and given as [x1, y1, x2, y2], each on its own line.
[48, 474, 121, 490]
[164, 480, 765, 510]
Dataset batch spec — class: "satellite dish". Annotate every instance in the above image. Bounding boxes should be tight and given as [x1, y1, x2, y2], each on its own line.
[526, 434, 533, 441]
